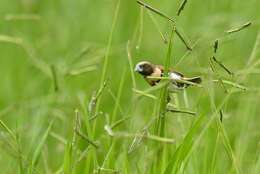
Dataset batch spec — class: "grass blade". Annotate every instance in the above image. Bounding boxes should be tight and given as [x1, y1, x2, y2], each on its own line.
[132, 88, 157, 100]
[212, 56, 233, 75]
[5, 14, 41, 21]
[136, 5, 144, 50]
[177, 0, 188, 16]
[217, 119, 241, 173]
[99, 0, 121, 88]
[94, 0, 121, 136]
[0, 119, 16, 140]
[126, 41, 137, 89]
[63, 142, 73, 174]
[213, 39, 219, 53]
[136, 0, 173, 23]
[111, 117, 131, 129]
[147, 11, 168, 44]
[111, 67, 127, 123]
[226, 21, 252, 34]
[164, 115, 205, 174]
[76, 130, 99, 149]
[105, 125, 175, 144]
[212, 79, 247, 91]
[156, 28, 175, 136]
[166, 108, 196, 116]
[0, 35, 51, 77]
[30, 121, 53, 171]
[66, 66, 97, 76]
[146, 76, 202, 87]
[210, 58, 228, 93]
[136, 0, 192, 50]
[50, 65, 59, 92]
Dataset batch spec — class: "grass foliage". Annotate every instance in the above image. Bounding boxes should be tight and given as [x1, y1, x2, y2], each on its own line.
[0, 0, 260, 173]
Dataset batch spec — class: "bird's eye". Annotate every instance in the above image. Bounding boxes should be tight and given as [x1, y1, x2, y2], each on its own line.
[135, 64, 143, 72]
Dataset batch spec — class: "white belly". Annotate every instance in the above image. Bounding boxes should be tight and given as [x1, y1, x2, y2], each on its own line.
[169, 72, 182, 80]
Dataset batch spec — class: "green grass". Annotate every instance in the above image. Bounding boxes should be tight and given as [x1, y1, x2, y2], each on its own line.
[0, 0, 260, 173]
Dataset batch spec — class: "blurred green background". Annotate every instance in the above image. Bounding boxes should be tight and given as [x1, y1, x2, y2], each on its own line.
[0, 0, 260, 173]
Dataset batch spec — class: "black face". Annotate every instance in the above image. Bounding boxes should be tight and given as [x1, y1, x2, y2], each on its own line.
[135, 63, 154, 76]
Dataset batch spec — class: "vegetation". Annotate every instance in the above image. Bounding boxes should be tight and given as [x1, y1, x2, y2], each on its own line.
[0, 0, 259, 173]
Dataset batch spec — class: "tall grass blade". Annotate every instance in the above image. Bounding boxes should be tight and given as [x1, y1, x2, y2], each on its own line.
[63, 142, 73, 174]
[217, 119, 240, 174]
[99, 0, 121, 87]
[94, 0, 121, 135]
[30, 121, 53, 172]
[126, 41, 137, 89]
[164, 115, 205, 174]
[156, 28, 174, 136]
[111, 67, 126, 123]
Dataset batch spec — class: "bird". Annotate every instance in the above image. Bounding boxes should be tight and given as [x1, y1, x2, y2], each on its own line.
[134, 61, 202, 89]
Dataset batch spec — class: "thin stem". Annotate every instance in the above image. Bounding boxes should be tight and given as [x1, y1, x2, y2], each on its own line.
[226, 21, 252, 34]
[136, 0, 192, 50]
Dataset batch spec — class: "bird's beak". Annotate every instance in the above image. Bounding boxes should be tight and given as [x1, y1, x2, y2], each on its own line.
[134, 65, 142, 72]
[134, 66, 138, 72]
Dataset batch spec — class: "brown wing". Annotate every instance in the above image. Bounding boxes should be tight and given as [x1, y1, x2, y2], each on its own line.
[144, 65, 163, 86]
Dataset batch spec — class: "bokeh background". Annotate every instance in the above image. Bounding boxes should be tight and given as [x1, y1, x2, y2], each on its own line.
[0, 0, 260, 173]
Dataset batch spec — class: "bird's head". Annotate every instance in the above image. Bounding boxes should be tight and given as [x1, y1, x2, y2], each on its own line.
[134, 61, 154, 76]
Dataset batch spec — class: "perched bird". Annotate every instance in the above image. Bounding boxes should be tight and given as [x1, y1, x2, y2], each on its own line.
[134, 61, 202, 89]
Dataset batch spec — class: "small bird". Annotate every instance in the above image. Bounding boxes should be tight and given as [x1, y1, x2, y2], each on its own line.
[134, 61, 202, 89]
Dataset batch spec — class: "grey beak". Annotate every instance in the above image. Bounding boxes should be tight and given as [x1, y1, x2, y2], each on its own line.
[134, 66, 138, 72]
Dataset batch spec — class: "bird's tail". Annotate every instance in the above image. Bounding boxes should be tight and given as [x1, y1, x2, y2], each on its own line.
[183, 76, 202, 84]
